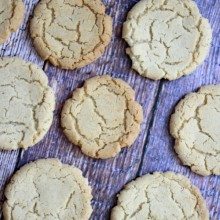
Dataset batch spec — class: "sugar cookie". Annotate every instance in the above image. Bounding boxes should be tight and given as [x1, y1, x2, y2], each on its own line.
[3, 159, 92, 220]
[30, 0, 112, 69]
[170, 85, 220, 176]
[61, 75, 143, 159]
[0, 57, 55, 150]
[111, 172, 208, 220]
[123, 0, 212, 80]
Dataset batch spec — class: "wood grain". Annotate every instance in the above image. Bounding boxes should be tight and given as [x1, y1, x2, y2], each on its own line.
[0, 0, 219, 219]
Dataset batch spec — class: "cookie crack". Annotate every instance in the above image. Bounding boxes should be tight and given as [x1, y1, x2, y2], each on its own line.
[176, 94, 216, 145]
[63, 190, 76, 210]
[165, 177, 201, 217]
[68, 110, 90, 143]
[195, 94, 216, 141]
[167, 185, 186, 219]
[72, 85, 136, 148]
[0, 0, 17, 31]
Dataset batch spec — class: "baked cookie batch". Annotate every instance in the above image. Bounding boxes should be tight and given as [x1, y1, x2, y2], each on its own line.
[0, 0, 219, 219]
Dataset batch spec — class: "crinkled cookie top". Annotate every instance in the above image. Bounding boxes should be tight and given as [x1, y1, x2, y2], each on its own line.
[123, 0, 212, 80]
[170, 85, 220, 176]
[111, 172, 209, 220]
[0, 57, 55, 150]
[3, 159, 93, 220]
[61, 75, 143, 159]
[30, 0, 112, 69]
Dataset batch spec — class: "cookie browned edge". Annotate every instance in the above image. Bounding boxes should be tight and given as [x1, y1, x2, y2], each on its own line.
[29, 0, 112, 69]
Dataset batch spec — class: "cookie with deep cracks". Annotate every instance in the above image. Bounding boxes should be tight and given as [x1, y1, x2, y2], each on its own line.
[61, 75, 143, 159]
[30, 0, 112, 69]
[111, 172, 209, 220]
[3, 158, 93, 220]
[170, 85, 220, 176]
[123, 0, 212, 80]
[0, 57, 55, 150]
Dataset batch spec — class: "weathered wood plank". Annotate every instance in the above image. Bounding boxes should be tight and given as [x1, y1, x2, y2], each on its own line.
[0, 0, 46, 216]
[138, 1, 220, 219]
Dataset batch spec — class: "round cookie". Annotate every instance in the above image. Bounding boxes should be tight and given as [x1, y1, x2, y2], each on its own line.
[0, 57, 55, 150]
[111, 172, 209, 220]
[170, 85, 220, 176]
[61, 75, 143, 159]
[30, 0, 112, 69]
[0, 0, 25, 44]
[3, 158, 92, 220]
[123, 0, 212, 80]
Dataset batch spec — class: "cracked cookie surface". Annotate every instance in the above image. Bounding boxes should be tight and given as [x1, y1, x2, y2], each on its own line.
[3, 158, 93, 220]
[0, 57, 55, 150]
[123, 0, 212, 80]
[170, 85, 220, 176]
[111, 172, 208, 220]
[0, 0, 24, 44]
[61, 75, 143, 159]
[30, 0, 112, 69]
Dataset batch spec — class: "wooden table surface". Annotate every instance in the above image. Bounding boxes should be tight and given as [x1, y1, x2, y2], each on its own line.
[0, 0, 219, 219]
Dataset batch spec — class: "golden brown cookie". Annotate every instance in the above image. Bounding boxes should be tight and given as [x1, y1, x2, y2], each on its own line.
[3, 159, 93, 220]
[0, 57, 55, 151]
[30, 0, 112, 69]
[123, 0, 212, 80]
[111, 172, 209, 220]
[61, 75, 143, 159]
[170, 85, 220, 176]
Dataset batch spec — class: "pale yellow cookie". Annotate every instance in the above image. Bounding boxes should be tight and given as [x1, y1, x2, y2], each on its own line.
[30, 0, 112, 69]
[0, 57, 55, 150]
[0, 0, 25, 44]
[3, 159, 93, 220]
[61, 75, 143, 159]
[170, 85, 220, 176]
[111, 172, 209, 220]
[123, 0, 212, 80]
